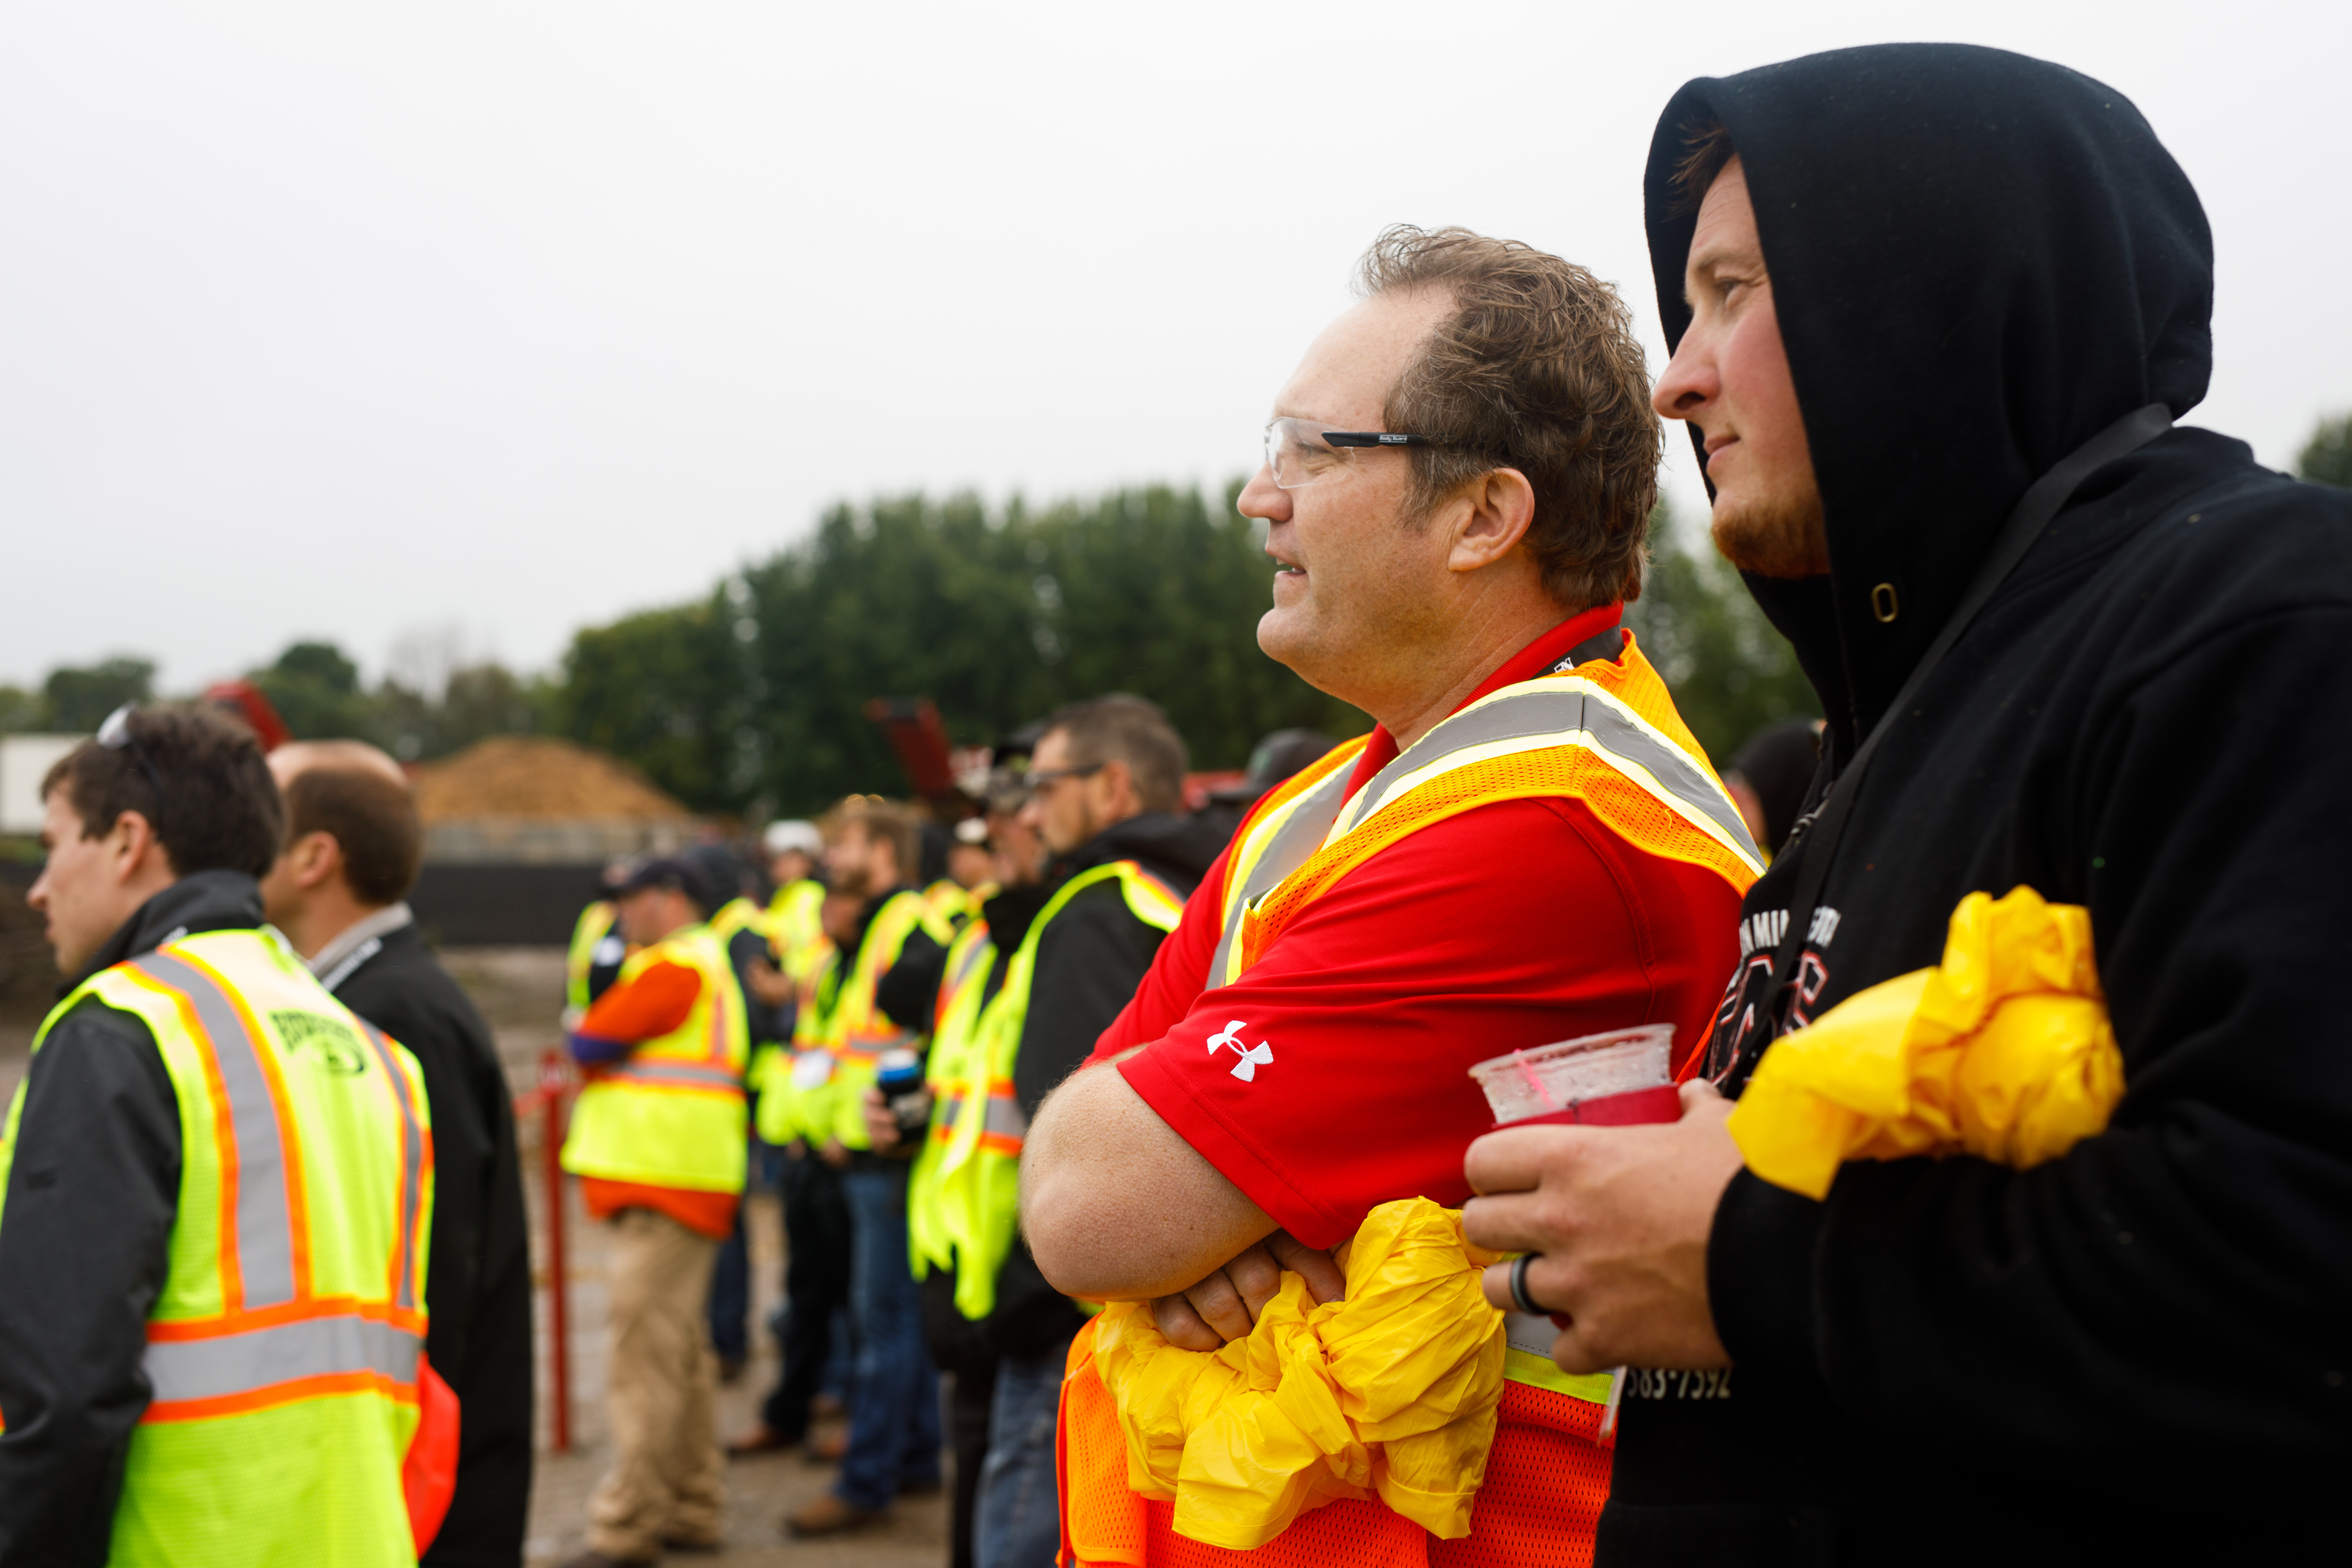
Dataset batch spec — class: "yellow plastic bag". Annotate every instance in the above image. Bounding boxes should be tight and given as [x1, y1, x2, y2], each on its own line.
[1727, 885, 2125, 1200]
[1090, 1197, 1507, 1550]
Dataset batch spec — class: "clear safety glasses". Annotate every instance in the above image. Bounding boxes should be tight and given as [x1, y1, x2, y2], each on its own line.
[1261, 416, 1446, 490]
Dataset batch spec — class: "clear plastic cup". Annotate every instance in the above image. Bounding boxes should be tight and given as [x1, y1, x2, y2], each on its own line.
[1467, 1024, 1680, 1128]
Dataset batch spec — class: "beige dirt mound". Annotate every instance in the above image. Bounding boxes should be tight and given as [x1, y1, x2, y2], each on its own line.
[413, 736, 693, 822]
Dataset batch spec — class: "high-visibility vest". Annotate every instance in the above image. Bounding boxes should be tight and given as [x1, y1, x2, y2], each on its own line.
[561, 923, 750, 1196]
[923, 876, 978, 932]
[905, 863, 1184, 1314]
[931, 861, 1184, 1321]
[754, 890, 933, 1149]
[709, 895, 762, 941]
[0, 927, 436, 1568]
[1061, 631, 1762, 1566]
[761, 878, 832, 987]
[565, 898, 618, 1014]
[908, 915, 998, 1281]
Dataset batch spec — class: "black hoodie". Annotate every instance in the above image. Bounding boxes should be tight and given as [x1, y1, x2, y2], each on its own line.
[1614, 45, 2352, 1564]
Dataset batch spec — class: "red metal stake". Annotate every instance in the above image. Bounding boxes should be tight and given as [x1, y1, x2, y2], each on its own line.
[540, 1048, 572, 1454]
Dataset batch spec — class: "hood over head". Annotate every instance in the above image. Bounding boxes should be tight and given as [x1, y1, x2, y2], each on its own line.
[1643, 43, 2213, 743]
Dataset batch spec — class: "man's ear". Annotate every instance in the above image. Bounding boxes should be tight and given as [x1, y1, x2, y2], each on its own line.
[1447, 467, 1538, 573]
[289, 830, 344, 891]
[107, 810, 173, 885]
[1094, 758, 1139, 817]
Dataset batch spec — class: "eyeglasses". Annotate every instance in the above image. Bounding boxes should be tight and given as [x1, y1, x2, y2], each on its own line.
[97, 703, 169, 834]
[1262, 416, 1446, 490]
[1024, 761, 1106, 788]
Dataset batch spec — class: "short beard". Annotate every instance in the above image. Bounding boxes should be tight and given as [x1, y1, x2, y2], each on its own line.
[1711, 484, 1829, 579]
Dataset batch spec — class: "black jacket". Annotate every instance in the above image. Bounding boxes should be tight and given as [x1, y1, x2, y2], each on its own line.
[0, 872, 259, 1563]
[329, 920, 532, 1567]
[1610, 45, 2352, 1564]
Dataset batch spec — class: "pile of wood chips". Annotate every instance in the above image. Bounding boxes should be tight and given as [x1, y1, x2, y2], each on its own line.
[411, 736, 693, 822]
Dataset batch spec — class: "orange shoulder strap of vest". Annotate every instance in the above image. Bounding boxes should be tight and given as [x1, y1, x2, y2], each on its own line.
[1235, 652, 1755, 978]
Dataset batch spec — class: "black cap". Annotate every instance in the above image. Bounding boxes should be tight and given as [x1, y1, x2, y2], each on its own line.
[614, 854, 721, 915]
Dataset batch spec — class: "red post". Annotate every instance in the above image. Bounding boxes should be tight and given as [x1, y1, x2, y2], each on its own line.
[539, 1048, 572, 1454]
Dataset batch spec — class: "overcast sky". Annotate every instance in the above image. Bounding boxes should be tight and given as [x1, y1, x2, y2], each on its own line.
[4, 0, 2345, 694]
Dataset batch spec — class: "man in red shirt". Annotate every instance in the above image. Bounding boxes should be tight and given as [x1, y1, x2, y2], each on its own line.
[1021, 226, 1757, 1566]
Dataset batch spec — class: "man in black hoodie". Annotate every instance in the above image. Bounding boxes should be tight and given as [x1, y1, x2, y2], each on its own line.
[1462, 43, 2352, 1563]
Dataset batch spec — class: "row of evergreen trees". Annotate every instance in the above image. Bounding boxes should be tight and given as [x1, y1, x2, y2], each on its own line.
[11, 409, 2346, 819]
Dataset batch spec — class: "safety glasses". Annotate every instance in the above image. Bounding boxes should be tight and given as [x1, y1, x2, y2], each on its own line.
[1262, 416, 1446, 490]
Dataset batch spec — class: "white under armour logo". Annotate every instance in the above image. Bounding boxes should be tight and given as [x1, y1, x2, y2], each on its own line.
[1205, 1019, 1273, 1082]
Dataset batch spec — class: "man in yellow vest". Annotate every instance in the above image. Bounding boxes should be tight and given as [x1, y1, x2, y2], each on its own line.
[881, 694, 1228, 1568]
[771, 798, 952, 1538]
[757, 819, 830, 992]
[1021, 228, 1755, 1566]
[558, 854, 749, 1567]
[2, 702, 442, 1564]
[565, 861, 632, 1022]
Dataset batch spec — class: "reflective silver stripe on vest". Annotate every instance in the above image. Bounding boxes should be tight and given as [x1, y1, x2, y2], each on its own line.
[144, 1313, 422, 1406]
[355, 1023, 427, 1312]
[130, 951, 299, 1310]
[1205, 764, 1355, 988]
[1335, 680, 1762, 865]
[982, 1092, 1028, 1143]
[608, 1059, 744, 1092]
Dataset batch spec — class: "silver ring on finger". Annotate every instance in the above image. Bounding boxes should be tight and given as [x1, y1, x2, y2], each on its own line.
[1508, 1252, 1544, 1316]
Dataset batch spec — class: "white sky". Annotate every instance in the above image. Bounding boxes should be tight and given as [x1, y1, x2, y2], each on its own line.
[4, 0, 2345, 693]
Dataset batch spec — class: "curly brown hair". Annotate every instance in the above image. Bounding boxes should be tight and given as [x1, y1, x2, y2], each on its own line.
[1357, 225, 1660, 608]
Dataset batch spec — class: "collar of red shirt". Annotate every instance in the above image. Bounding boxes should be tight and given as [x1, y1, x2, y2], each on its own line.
[1341, 602, 1625, 801]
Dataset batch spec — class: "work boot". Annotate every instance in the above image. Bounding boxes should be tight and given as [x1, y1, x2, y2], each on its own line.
[784, 1493, 886, 1538]
[556, 1553, 654, 1568]
[724, 1422, 794, 1457]
[800, 1426, 848, 1466]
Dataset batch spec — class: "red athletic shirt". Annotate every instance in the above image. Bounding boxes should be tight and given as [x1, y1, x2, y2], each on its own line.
[1093, 608, 1745, 1249]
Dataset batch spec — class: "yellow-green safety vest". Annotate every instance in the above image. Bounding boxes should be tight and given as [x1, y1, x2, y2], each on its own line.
[916, 861, 1184, 1321]
[709, 895, 761, 940]
[0, 927, 435, 1567]
[755, 890, 936, 1149]
[761, 879, 832, 987]
[923, 877, 978, 932]
[561, 923, 751, 1195]
[907, 916, 999, 1280]
[565, 898, 618, 1014]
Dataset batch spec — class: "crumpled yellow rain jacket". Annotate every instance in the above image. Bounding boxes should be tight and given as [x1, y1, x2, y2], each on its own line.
[1088, 1197, 1508, 1551]
[1727, 884, 2125, 1199]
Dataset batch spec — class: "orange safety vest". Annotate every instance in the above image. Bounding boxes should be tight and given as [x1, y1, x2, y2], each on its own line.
[1058, 631, 1761, 1568]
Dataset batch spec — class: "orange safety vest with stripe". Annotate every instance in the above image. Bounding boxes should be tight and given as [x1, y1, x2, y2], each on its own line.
[910, 861, 1185, 1321]
[561, 922, 751, 1197]
[0, 926, 441, 1567]
[1059, 631, 1762, 1568]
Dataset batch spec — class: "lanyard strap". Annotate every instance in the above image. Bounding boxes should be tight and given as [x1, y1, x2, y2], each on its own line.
[1741, 402, 2175, 1058]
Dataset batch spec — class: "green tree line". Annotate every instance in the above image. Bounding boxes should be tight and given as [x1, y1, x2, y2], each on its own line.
[13, 408, 2343, 817]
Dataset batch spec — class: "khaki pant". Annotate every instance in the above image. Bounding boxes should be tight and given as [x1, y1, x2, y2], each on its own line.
[587, 1208, 726, 1560]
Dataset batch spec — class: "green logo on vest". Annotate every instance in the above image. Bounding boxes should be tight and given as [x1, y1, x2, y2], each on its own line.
[272, 1010, 370, 1076]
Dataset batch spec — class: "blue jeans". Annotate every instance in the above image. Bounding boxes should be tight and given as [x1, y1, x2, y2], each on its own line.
[837, 1166, 943, 1511]
[707, 1201, 749, 1363]
[974, 1336, 1071, 1568]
